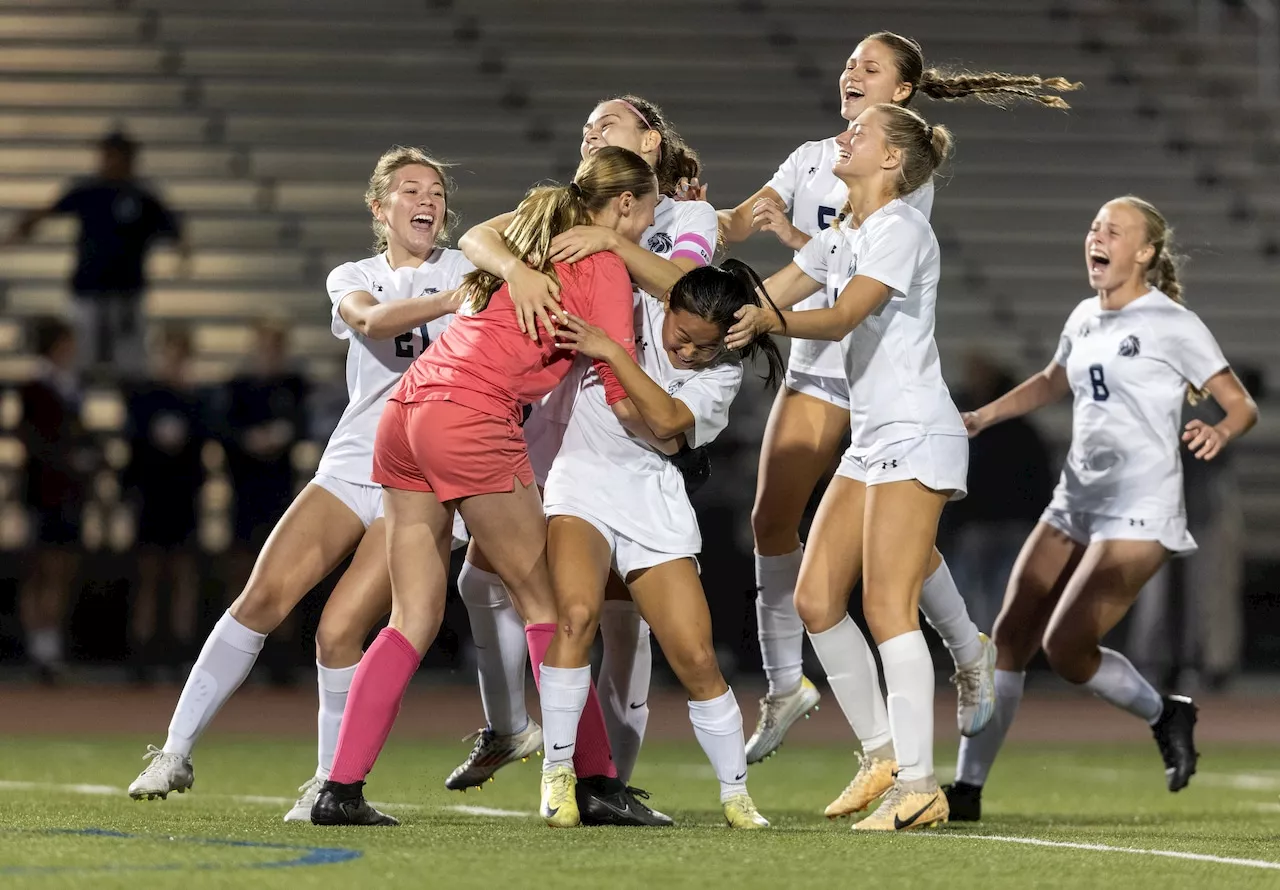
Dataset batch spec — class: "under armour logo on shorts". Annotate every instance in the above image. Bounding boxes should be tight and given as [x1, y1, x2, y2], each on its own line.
[879, 459, 898, 470]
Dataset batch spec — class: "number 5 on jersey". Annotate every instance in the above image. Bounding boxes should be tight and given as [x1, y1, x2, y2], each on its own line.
[395, 324, 431, 358]
[1089, 363, 1110, 401]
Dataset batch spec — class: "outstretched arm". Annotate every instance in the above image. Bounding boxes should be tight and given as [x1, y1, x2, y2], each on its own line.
[965, 361, 1071, 436]
[337, 289, 462, 340]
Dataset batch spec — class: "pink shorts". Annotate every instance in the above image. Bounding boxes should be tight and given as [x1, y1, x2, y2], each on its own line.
[372, 399, 535, 501]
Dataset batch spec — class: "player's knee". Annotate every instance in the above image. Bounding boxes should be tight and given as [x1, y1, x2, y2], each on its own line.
[229, 579, 292, 633]
[315, 613, 365, 667]
[558, 601, 600, 645]
[861, 592, 913, 642]
[750, 499, 799, 554]
[1041, 627, 1093, 684]
[672, 644, 723, 697]
[793, 585, 836, 632]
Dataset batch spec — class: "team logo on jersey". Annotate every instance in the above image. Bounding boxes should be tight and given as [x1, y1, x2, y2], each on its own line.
[1118, 335, 1140, 357]
[420, 286, 439, 296]
[647, 232, 673, 253]
[1077, 322, 1090, 338]
[667, 379, 685, 395]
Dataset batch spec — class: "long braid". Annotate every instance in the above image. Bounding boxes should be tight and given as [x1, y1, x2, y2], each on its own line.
[918, 70, 1080, 108]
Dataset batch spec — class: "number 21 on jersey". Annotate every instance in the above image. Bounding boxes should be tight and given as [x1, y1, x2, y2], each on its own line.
[394, 325, 431, 358]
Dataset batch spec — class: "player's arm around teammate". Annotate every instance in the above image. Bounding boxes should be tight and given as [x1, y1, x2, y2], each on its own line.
[537, 261, 786, 829]
[733, 105, 962, 831]
[713, 32, 1080, 762]
[445, 98, 715, 825]
[949, 197, 1257, 821]
[128, 149, 472, 816]
[311, 148, 657, 826]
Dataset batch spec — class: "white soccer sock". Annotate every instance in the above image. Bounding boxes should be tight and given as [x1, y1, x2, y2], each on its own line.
[807, 616, 892, 752]
[755, 549, 806, 697]
[879, 631, 935, 784]
[458, 561, 530, 736]
[688, 688, 749, 802]
[1084, 647, 1164, 724]
[919, 558, 984, 668]
[597, 600, 651, 784]
[163, 611, 266, 757]
[27, 628, 62, 666]
[315, 660, 358, 779]
[539, 664, 590, 771]
[955, 669, 1025, 787]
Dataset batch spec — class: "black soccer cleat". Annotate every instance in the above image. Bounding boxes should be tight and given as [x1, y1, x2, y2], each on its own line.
[310, 780, 400, 826]
[942, 781, 983, 822]
[576, 775, 674, 827]
[1151, 695, 1199, 792]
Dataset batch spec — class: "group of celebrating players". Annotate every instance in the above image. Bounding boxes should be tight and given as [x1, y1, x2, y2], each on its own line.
[125, 29, 1258, 832]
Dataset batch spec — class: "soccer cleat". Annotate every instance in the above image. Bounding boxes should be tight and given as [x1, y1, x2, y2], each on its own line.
[128, 745, 194, 801]
[722, 793, 769, 829]
[576, 775, 674, 827]
[824, 752, 896, 818]
[310, 780, 399, 826]
[952, 633, 997, 737]
[745, 676, 821, 763]
[942, 781, 982, 822]
[1152, 694, 1199, 792]
[853, 781, 949, 832]
[283, 774, 322, 822]
[540, 764, 580, 828]
[445, 721, 543, 791]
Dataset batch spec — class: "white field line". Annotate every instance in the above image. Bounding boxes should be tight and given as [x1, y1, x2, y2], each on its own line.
[443, 804, 531, 818]
[933, 833, 1280, 872]
[0, 779, 425, 811]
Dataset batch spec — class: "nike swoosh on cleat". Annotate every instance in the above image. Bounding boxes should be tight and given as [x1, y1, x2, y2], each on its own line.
[893, 795, 939, 830]
[629, 701, 647, 710]
[545, 805, 559, 817]
[552, 743, 573, 751]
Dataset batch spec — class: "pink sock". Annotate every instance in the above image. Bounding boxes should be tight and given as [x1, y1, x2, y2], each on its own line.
[328, 628, 421, 784]
[525, 622, 617, 780]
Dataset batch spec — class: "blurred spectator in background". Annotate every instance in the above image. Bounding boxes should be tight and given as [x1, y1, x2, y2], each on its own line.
[123, 324, 206, 681]
[944, 352, 1054, 632]
[1129, 365, 1260, 691]
[220, 320, 308, 559]
[218, 320, 308, 683]
[17, 317, 94, 682]
[3, 131, 189, 382]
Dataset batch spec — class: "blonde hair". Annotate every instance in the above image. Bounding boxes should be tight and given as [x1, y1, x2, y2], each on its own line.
[1111, 195, 1205, 403]
[866, 31, 1082, 109]
[364, 145, 455, 254]
[836, 104, 953, 223]
[458, 146, 657, 314]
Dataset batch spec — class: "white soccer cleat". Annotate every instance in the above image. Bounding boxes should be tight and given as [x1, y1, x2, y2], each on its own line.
[745, 676, 821, 763]
[952, 633, 997, 737]
[283, 774, 322, 822]
[128, 744, 194, 801]
[445, 720, 543, 791]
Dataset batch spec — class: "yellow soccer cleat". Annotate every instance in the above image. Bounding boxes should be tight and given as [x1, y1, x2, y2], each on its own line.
[852, 781, 949, 832]
[722, 793, 770, 829]
[540, 764, 580, 828]
[824, 752, 896, 818]
[745, 676, 822, 763]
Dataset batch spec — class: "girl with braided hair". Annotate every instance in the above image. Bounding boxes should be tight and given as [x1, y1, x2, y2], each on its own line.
[948, 196, 1257, 820]
[716, 30, 1081, 765]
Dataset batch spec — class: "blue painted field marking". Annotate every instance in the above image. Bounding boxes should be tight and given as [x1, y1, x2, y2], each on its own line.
[0, 827, 361, 875]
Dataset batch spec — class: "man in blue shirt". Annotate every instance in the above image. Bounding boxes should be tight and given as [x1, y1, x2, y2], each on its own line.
[6, 131, 190, 381]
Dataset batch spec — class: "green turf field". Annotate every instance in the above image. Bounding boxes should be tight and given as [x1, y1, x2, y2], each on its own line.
[1, 737, 1278, 889]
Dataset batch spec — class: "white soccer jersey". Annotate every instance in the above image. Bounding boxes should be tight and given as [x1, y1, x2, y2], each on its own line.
[768, 136, 935, 378]
[526, 195, 717, 437]
[318, 248, 474, 485]
[794, 199, 964, 452]
[543, 290, 743, 555]
[1048, 289, 1228, 518]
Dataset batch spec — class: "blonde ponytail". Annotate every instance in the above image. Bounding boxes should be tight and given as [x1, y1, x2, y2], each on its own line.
[457, 146, 657, 314]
